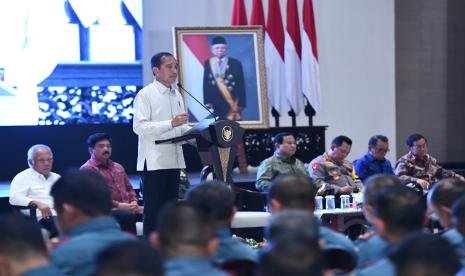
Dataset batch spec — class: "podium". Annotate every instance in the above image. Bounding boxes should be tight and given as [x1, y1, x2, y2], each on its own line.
[155, 119, 245, 184]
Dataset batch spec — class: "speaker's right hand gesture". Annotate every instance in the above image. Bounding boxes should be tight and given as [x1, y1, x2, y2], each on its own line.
[171, 112, 188, 127]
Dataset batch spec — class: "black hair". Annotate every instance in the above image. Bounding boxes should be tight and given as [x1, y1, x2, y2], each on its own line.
[0, 214, 47, 261]
[268, 174, 317, 210]
[374, 185, 426, 237]
[406, 133, 426, 147]
[429, 178, 465, 209]
[50, 169, 113, 217]
[265, 210, 320, 242]
[157, 201, 214, 256]
[87, 132, 112, 148]
[150, 52, 174, 70]
[451, 195, 465, 235]
[331, 135, 352, 147]
[185, 180, 235, 221]
[96, 240, 164, 276]
[368, 135, 388, 148]
[389, 233, 461, 276]
[363, 174, 402, 206]
[260, 234, 323, 276]
[272, 132, 293, 145]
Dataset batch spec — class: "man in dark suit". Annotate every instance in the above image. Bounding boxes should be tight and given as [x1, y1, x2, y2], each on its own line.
[203, 36, 246, 121]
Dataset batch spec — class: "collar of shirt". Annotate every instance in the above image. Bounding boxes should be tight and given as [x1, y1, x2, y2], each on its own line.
[407, 151, 429, 162]
[274, 151, 296, 164]
[63, 216, 120, 237]
[365, 152, 384, 163]
[88, 158, 113, 169]
[31, 168, 50, 180]
[154, 79, 174, 94]
[323, 152, 339, 165]
[216, 227, 232, 238]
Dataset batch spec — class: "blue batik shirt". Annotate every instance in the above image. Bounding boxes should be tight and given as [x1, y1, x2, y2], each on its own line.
[354, 152, 394, 183]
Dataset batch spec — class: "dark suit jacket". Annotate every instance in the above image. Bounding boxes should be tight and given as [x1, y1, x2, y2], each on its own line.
[203, 57, 246, 120]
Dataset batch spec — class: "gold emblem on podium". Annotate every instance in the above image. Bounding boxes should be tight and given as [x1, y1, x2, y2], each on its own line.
[222, 126, 233, 142]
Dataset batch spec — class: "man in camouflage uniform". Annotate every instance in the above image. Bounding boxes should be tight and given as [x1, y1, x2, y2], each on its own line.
[309, 135, 362, 195]
[395, 133, 465, 191]
[255, 132, 309, 191]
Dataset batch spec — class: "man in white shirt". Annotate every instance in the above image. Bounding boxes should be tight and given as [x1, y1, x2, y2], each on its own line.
[133, 52, 189, 236]
[9, 144, 60, 237]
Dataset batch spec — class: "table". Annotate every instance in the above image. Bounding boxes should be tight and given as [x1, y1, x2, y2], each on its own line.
[315, 208, 369, 234]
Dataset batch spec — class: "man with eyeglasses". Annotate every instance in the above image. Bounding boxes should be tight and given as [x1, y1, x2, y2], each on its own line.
[395, 133, 465, 191]
[309, 135, 362, 195]
[354, 135, 394, 183]
[9, 144, 60, 237]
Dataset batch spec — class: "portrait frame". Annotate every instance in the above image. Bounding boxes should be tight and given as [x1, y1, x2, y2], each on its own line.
[173, 26, 269, 128]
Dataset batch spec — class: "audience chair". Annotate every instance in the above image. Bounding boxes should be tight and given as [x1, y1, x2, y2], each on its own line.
[11, 203, 37, 218]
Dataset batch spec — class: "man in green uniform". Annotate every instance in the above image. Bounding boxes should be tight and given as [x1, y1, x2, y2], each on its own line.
[255, 132, 309, 192]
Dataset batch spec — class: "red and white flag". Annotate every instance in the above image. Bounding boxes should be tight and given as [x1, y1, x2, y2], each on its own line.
[302, 0, 322, 112]
[285, 0, 305, 114]
[180, 34, 211, 121]
[264, 0, 290, 115]
[250, 0, 265, 28]
[231, 0, 248, 26]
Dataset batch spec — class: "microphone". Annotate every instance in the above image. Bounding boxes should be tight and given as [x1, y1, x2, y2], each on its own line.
[177, 83, 217, 121]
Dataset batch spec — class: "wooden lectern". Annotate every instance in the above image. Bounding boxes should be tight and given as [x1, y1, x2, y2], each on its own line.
[155, 119, 244, 184]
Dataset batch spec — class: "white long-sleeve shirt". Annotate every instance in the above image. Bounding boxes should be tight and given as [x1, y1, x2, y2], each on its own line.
[9, 168, 60, 219]
[133, 80, 189, 171]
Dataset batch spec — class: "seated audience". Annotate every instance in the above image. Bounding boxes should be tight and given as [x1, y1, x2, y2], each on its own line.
[9, 144, 60, 237]
[389, 233, 461, 276]
[264, 210, 355, 273]
[255, 132, 309, 191]
[80, 133, 141, 235]
[356, 174, 402, 267]
[395, 133, 465, 191]
[96, 240, 164, 276]
[260, 234, 323, 276]
[0, 214, 63, 276]
[50, 169, 132, 276]
[149, 202, 227, 276]
[185, 181, 258, 265]
[268, 174, 356, 256]
[355, 185, 427, 276]
[354, 135, 394, 182]
[309, 135, 362, 195]
[450, 193, 465, 266]
[265, 209, 320, 243]
[428, 178, 465, 259]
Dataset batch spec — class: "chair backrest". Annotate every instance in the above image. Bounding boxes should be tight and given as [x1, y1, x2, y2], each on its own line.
[234, 187, 267, 212]
[11, 203, 37, 218]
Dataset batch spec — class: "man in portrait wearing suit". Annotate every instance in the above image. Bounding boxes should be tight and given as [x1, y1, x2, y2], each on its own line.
[203, 36, 246, 121]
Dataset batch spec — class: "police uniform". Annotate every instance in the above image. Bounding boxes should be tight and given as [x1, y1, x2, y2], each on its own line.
[394, 152, 463, 186]
[309, 153, 362, 194]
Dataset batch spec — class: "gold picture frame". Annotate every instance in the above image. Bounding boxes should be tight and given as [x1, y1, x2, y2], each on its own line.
[173, 26, 269, 128]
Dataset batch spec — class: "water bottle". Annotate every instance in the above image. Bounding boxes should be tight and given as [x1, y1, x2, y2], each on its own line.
[325, 195, 335, 209]
[340, 195, 350, 209]
[315, 196, 323, 210]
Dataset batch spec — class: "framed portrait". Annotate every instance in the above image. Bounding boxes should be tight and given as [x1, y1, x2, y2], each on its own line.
[173, 26, 269, 128]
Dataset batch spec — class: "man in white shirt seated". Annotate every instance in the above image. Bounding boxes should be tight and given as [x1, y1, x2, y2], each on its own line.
[9, 144, 60, 237]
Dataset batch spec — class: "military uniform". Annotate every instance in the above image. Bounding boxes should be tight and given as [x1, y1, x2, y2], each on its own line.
[309, 153, 362, 194]
[394, 152, 463, 186]
[255, 152, 309, 191]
